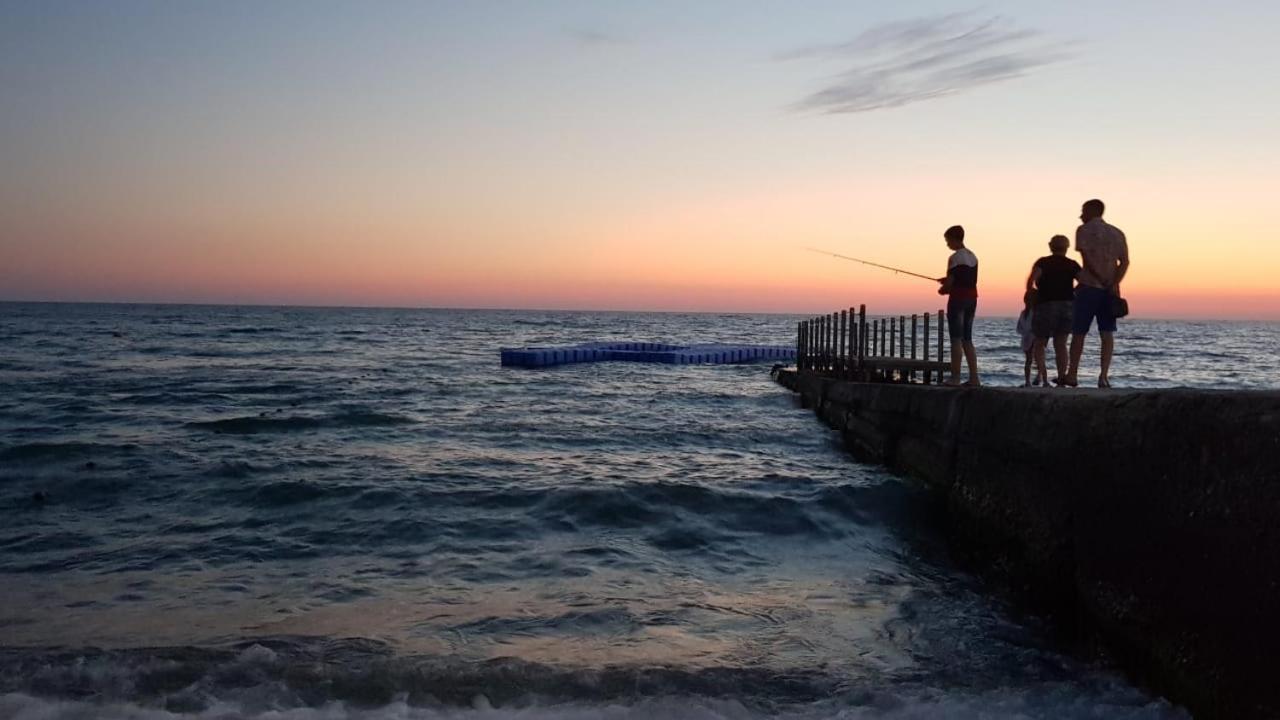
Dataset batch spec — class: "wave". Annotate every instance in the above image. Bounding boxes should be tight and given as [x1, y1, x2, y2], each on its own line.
[0, 693, 1192, 720]
[186, 412, 416, 434]
[0, 638, 837, 709]
[225, 327, 283, 335]
[0, 637, 1187, 719]
[529, 480, 919, 538]
[118, 391, 237, 406]
[0, 441, 137, 463]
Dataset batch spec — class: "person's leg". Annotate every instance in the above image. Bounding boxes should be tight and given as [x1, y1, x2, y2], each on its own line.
[1033, 338, 1048, 385]
[963, 301, 979, 385]
[963, 341, 980, 385]
[1096, 298, 1117, 388]
[1024, 349, 1032, 386]
[1065, 290, 1099, 386]
[1066, 334, 1085, 386]
[1052, 333, 1069, 382]
[946, 299, 963, 385]
[1099, 332, 1114, 387]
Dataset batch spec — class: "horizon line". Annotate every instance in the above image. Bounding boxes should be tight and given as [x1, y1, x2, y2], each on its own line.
[1, 298, 1276, 324]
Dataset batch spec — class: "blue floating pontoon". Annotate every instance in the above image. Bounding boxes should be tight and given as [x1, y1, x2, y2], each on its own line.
[500, 342, 796, 368]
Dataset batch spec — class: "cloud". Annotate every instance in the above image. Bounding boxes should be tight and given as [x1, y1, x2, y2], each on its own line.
[784, 12, 1072, 114]
[564, 28, 626, 48]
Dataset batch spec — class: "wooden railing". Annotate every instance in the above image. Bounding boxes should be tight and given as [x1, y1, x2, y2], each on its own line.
[797, 305, 950, 384]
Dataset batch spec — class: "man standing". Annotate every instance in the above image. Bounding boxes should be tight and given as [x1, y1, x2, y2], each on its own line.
[1027, 234, 1081, 385]
[1063, 199, 1129, 388]
[937, 225, 980, 386]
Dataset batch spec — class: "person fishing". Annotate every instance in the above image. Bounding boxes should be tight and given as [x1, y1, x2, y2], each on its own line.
[804, 240, 979, 386]
[936, 225, 980, 386]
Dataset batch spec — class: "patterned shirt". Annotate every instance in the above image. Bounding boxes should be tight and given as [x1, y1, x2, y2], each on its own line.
[1075, 218, 1128, 288]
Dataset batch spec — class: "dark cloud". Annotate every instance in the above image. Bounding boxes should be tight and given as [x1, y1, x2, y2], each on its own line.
[564, 28, 625, 47]
[784, 13, 1071, 114]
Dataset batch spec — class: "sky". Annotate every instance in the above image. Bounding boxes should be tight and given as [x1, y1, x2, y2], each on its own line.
[3, 1, 1279, 318]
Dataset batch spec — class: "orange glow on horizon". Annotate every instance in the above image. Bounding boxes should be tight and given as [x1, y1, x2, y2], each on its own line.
[4, 169, 1279, 319]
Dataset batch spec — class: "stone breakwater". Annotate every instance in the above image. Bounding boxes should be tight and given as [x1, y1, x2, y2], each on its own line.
[775, 370, 1280, 720]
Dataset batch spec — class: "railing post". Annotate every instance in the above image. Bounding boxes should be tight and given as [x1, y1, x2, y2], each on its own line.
[847, 307, 856, 379]
[827, 313, 834, 373]
[899, 316, 906, 381]
[806, 318, 813, 371]
[819, 316, 826, 373]
[910, 314, 918, 383]
[937, 309, 945, 380]
[826, 314, 834, 373]
[889, 316, 896, 362]
[806, 319, 813, 371]
[858, 305, 867, 379]
[815, 316, 821, 372]
[922, 312, 931, 384]
[796, 321, 802, 370]
[838, 309, 847, 377]
[803, 320, 810, 371]
[800, 320, 806, 371]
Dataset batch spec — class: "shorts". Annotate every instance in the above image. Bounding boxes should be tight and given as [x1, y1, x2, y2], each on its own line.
[947, 298, 976, 342]
[1072, 286, 1117, 334]
[1033, 300, 1073, 339]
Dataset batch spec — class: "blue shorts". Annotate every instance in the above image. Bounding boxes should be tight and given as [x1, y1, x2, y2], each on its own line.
[947, 298, 976, 342]
[1072, 286, 1117, 334]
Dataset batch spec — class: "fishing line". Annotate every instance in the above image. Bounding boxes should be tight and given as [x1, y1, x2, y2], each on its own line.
[803, 247, 938, 283]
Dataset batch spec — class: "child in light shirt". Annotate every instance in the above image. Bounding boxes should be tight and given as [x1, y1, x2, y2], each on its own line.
[1017, 290, 1043, 386]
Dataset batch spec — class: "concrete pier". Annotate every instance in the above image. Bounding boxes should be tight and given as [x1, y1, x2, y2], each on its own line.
[776, 370, 1280, 720]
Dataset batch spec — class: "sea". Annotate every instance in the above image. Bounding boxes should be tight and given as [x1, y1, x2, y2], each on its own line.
[2, 302, 1274, 720]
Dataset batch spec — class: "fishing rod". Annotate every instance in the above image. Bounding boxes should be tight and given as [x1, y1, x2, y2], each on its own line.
[803, 247, 938, 283]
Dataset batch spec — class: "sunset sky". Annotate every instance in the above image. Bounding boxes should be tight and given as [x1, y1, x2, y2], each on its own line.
[3, 1, 1279, 317]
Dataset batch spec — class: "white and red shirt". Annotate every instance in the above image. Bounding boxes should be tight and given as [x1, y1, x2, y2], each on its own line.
[947, 247, 979, 300]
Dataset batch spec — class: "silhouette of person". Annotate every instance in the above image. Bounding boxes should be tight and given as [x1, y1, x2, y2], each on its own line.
[1063, 199, 1129, 388]
[936, 225, 980, 386]
[1026, 234, 1081, 386]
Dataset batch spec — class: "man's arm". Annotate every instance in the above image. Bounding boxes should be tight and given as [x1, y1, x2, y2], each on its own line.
[1027, 265, 1042, 292]
[1112, 236, 1130, 292]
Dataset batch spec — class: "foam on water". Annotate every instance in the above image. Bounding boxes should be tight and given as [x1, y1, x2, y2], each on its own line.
[0, 691, 1187, 720]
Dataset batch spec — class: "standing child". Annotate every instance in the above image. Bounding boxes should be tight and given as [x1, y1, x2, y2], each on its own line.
[1017, 290, 1043, 386]
[936, 225, 980, 386]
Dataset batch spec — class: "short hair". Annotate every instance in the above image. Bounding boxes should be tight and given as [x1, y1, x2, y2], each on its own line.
[1083, 199, 1105, 216]
[944, 225, 965, 241]
[1049, 234, 1069, 251]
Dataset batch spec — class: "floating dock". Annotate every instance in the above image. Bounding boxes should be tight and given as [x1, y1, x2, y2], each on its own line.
[500, 342, 794, 368]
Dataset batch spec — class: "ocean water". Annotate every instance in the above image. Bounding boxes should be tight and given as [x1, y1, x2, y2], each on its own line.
[3, 302, 1264, 719]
